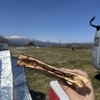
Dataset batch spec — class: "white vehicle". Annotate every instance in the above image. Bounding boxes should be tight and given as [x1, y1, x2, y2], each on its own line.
[90, 16, 100, 69]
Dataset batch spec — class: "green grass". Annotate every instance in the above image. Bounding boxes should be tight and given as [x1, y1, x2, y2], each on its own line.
[10, 47, 100, 100]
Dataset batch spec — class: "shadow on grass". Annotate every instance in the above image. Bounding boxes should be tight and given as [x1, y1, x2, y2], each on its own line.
[30, 90, 46, 100]
[95, 72, 100, 80]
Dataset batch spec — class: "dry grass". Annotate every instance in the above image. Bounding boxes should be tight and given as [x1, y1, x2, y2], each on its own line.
[10, 47, 100, 100]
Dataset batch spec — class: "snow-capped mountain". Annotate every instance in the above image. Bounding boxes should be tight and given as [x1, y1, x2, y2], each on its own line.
[5, 36, 26, 39]
[5, 36, 31, 46]
[5, 36, 92, 47]
[5, 36, 65, 46]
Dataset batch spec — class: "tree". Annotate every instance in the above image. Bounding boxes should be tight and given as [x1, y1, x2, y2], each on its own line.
[0, 35, 9, 44]
[27, 41, 35, 46]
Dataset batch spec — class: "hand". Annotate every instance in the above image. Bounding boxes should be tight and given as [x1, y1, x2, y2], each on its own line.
[58, 68, 95, 100]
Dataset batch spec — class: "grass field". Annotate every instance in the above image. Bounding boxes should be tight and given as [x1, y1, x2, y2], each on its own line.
[10, 47, 100, 100]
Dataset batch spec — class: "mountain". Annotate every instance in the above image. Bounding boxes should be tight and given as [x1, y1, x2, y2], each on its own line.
[5, 36, 31, 46]
[5, 36, 93, 47]
[5, 36, 66, 47]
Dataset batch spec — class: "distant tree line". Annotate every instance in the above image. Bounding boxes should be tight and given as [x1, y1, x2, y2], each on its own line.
[66, 43, 93, 50]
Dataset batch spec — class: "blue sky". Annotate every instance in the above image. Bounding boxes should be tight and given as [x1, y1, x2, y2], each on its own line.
[0, 0, 100, 43]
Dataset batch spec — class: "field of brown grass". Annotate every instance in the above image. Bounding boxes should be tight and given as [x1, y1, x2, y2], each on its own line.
[10, 47, 100, 100]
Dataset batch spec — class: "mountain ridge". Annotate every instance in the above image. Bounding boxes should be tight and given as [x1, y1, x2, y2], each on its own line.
[5, 36, 93, 47]
[5, 36, 66, 46]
